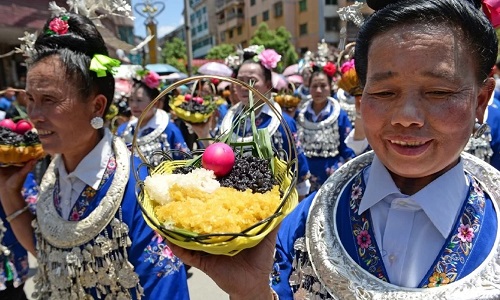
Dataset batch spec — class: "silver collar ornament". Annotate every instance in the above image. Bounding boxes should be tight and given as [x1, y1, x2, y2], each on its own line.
[32, 137, 144, 300]
[297, 98, 342, 158]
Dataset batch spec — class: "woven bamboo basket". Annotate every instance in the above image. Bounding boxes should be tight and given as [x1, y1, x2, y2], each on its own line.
[132, 75, 298, 255]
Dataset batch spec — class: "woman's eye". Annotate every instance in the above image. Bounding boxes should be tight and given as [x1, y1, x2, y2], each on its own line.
[368, 91, 394, 98]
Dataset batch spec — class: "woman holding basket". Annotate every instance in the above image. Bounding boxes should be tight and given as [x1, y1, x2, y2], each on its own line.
[116, 70, 190, 164]
[171, 0, 500, 299]
[191, 46, 312, 197]
[0, 12, 190, 300]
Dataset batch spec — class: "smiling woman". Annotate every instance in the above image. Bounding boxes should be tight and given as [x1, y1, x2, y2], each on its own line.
[0, 12, 190, 300]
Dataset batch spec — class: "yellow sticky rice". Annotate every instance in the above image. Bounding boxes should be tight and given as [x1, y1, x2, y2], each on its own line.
[154, 184, 281, 234]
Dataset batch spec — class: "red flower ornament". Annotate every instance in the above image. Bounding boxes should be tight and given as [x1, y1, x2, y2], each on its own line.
[323, 62, 337, 78]
[48, 16, 69, 35]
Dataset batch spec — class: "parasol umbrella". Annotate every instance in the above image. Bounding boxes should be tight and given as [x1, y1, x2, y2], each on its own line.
[217, 81, 231, 91]
[160, 72, 188, 81]
[282, 64, 299, 76]
[145, 63, 180, 75]
[286, 74, 303, 85]
[198, 62, 233, 77]
[272, 72, 289, 90]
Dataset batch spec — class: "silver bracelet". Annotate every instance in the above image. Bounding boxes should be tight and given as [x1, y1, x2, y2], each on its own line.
[271, 289, 279, 300]
[6, 206, 29, 223]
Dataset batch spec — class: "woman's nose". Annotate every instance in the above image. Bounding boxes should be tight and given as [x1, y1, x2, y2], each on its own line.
[390, 93, 425, 128]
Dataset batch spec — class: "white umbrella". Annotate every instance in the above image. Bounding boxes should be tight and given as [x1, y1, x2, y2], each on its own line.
[283, 64, 299, 76]
[198, 62, 233, 77]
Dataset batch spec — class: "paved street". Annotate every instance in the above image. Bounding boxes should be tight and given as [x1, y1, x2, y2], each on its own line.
[24, 254, 227, 299]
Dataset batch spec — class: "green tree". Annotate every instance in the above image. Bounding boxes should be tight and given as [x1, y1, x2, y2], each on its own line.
[161, 37, 187, 73]
[206, 44, 235, 60]
[250, 23, 299, 73]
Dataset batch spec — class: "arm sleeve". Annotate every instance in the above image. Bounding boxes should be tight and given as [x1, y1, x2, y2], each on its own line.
[337, 111, 356, 160]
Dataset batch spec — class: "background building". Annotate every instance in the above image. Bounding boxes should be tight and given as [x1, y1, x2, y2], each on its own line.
[0, 0, 134, 88]
[190, 0, 218, 58]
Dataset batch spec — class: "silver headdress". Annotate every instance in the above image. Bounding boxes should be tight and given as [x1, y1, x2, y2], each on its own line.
[15, 0, 133, 60]
[337, 1, 365, 50]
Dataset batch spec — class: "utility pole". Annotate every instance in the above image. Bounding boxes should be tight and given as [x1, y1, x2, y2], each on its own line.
[184, 0, 194, 76]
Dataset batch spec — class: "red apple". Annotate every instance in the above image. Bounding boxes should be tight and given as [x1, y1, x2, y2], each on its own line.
[0, 119, 16, 131]
[14, 120, 33, 134]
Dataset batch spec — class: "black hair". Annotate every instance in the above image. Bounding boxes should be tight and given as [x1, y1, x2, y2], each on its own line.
[31, 13, 115, 117]
[131, 80, 160, 102]
[355, 0, 497, 86]
[309, 67, 333, 87]
[238, 51, 272, 83]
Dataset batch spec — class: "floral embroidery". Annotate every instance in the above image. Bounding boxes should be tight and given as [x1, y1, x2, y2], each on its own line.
[54, 156, 117, 221]
[421, 177, 486, 288]
[457, 224, 475, 243]
[427, 272, 450, 287]
[357, 230, 371, 249]
[143, 232, 183, 277]
[349, 172, 388, 281]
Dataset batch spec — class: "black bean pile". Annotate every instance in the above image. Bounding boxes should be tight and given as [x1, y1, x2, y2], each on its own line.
[0, 127, 40, 146]
[218, 156, 276, 193]
[178, 102, 213, 114]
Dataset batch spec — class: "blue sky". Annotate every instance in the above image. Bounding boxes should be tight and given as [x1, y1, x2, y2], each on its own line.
[131, 0, 185, 38]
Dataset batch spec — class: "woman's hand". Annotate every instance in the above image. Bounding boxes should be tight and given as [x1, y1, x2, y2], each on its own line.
[0, 160, 35, 195]
[189, 116, 215, 148]
[169, 227, 278, 300]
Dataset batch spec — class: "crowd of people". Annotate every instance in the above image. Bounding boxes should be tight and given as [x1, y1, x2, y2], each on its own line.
[0, 0, 500, 299]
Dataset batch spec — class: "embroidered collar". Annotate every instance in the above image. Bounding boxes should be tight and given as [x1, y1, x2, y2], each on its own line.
[125, 109, 170, 145]
[221, 100, 282, 143]
[359, 155, 468, 238]
[56, 129, 114, 190]
[306, 99, 332, 122]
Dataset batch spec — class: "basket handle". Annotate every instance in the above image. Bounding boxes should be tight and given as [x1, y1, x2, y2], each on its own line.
[131, 75, 298, 183]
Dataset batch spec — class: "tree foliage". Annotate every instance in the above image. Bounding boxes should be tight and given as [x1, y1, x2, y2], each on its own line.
[206, 44, 235, 59]
[162, 37, 187, 73]
[250, 23, 299, 72]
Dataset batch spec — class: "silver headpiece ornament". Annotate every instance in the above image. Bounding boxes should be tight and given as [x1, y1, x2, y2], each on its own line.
[14, 0, 133, 60]
[337, 1, 365, 50]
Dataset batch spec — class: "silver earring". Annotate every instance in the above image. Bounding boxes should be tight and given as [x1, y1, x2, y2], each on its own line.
[472, 122, 488, 139]
[90, 116, 104, 129]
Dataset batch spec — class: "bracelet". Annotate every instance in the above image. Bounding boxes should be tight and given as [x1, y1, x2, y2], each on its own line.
[271, 289, 279, 300]
[6, 206, 29, 223]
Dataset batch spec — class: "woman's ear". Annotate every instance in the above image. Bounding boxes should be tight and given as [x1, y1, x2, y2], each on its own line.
[92, 94, 108, 117]
[475, 77, 495, 123]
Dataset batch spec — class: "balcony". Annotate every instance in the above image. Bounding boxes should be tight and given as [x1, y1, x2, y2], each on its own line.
[217, 12, 244, 31]
[215, 0, 244, 14]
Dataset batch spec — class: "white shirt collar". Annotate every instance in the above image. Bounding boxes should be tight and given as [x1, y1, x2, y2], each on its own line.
[56, 129, 114, 190]
[129, 109, 162, 136]
[306, 100, 332, 122]
[359, 155, 468, 238]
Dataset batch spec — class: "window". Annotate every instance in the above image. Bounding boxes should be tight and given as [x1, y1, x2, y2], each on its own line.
[274, 2, 283, 17]
[237, 26, 243, 35]
[263, 10, 269, 21]
[325, 17, 339, 32]
[191, 28, 196, 37]
[299, 0, 307, 12]
[204, 22, 208, 29]
[299, 23, 308, 35]
[251, 16, 257, 26]
[250, 0, 256, 6]
[220, 32, 225, 42]
[229, 30, 234, 38]
[202, 6, 206, 13]
[197, 24, 203, 32]
[325, 0, 337, 4]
